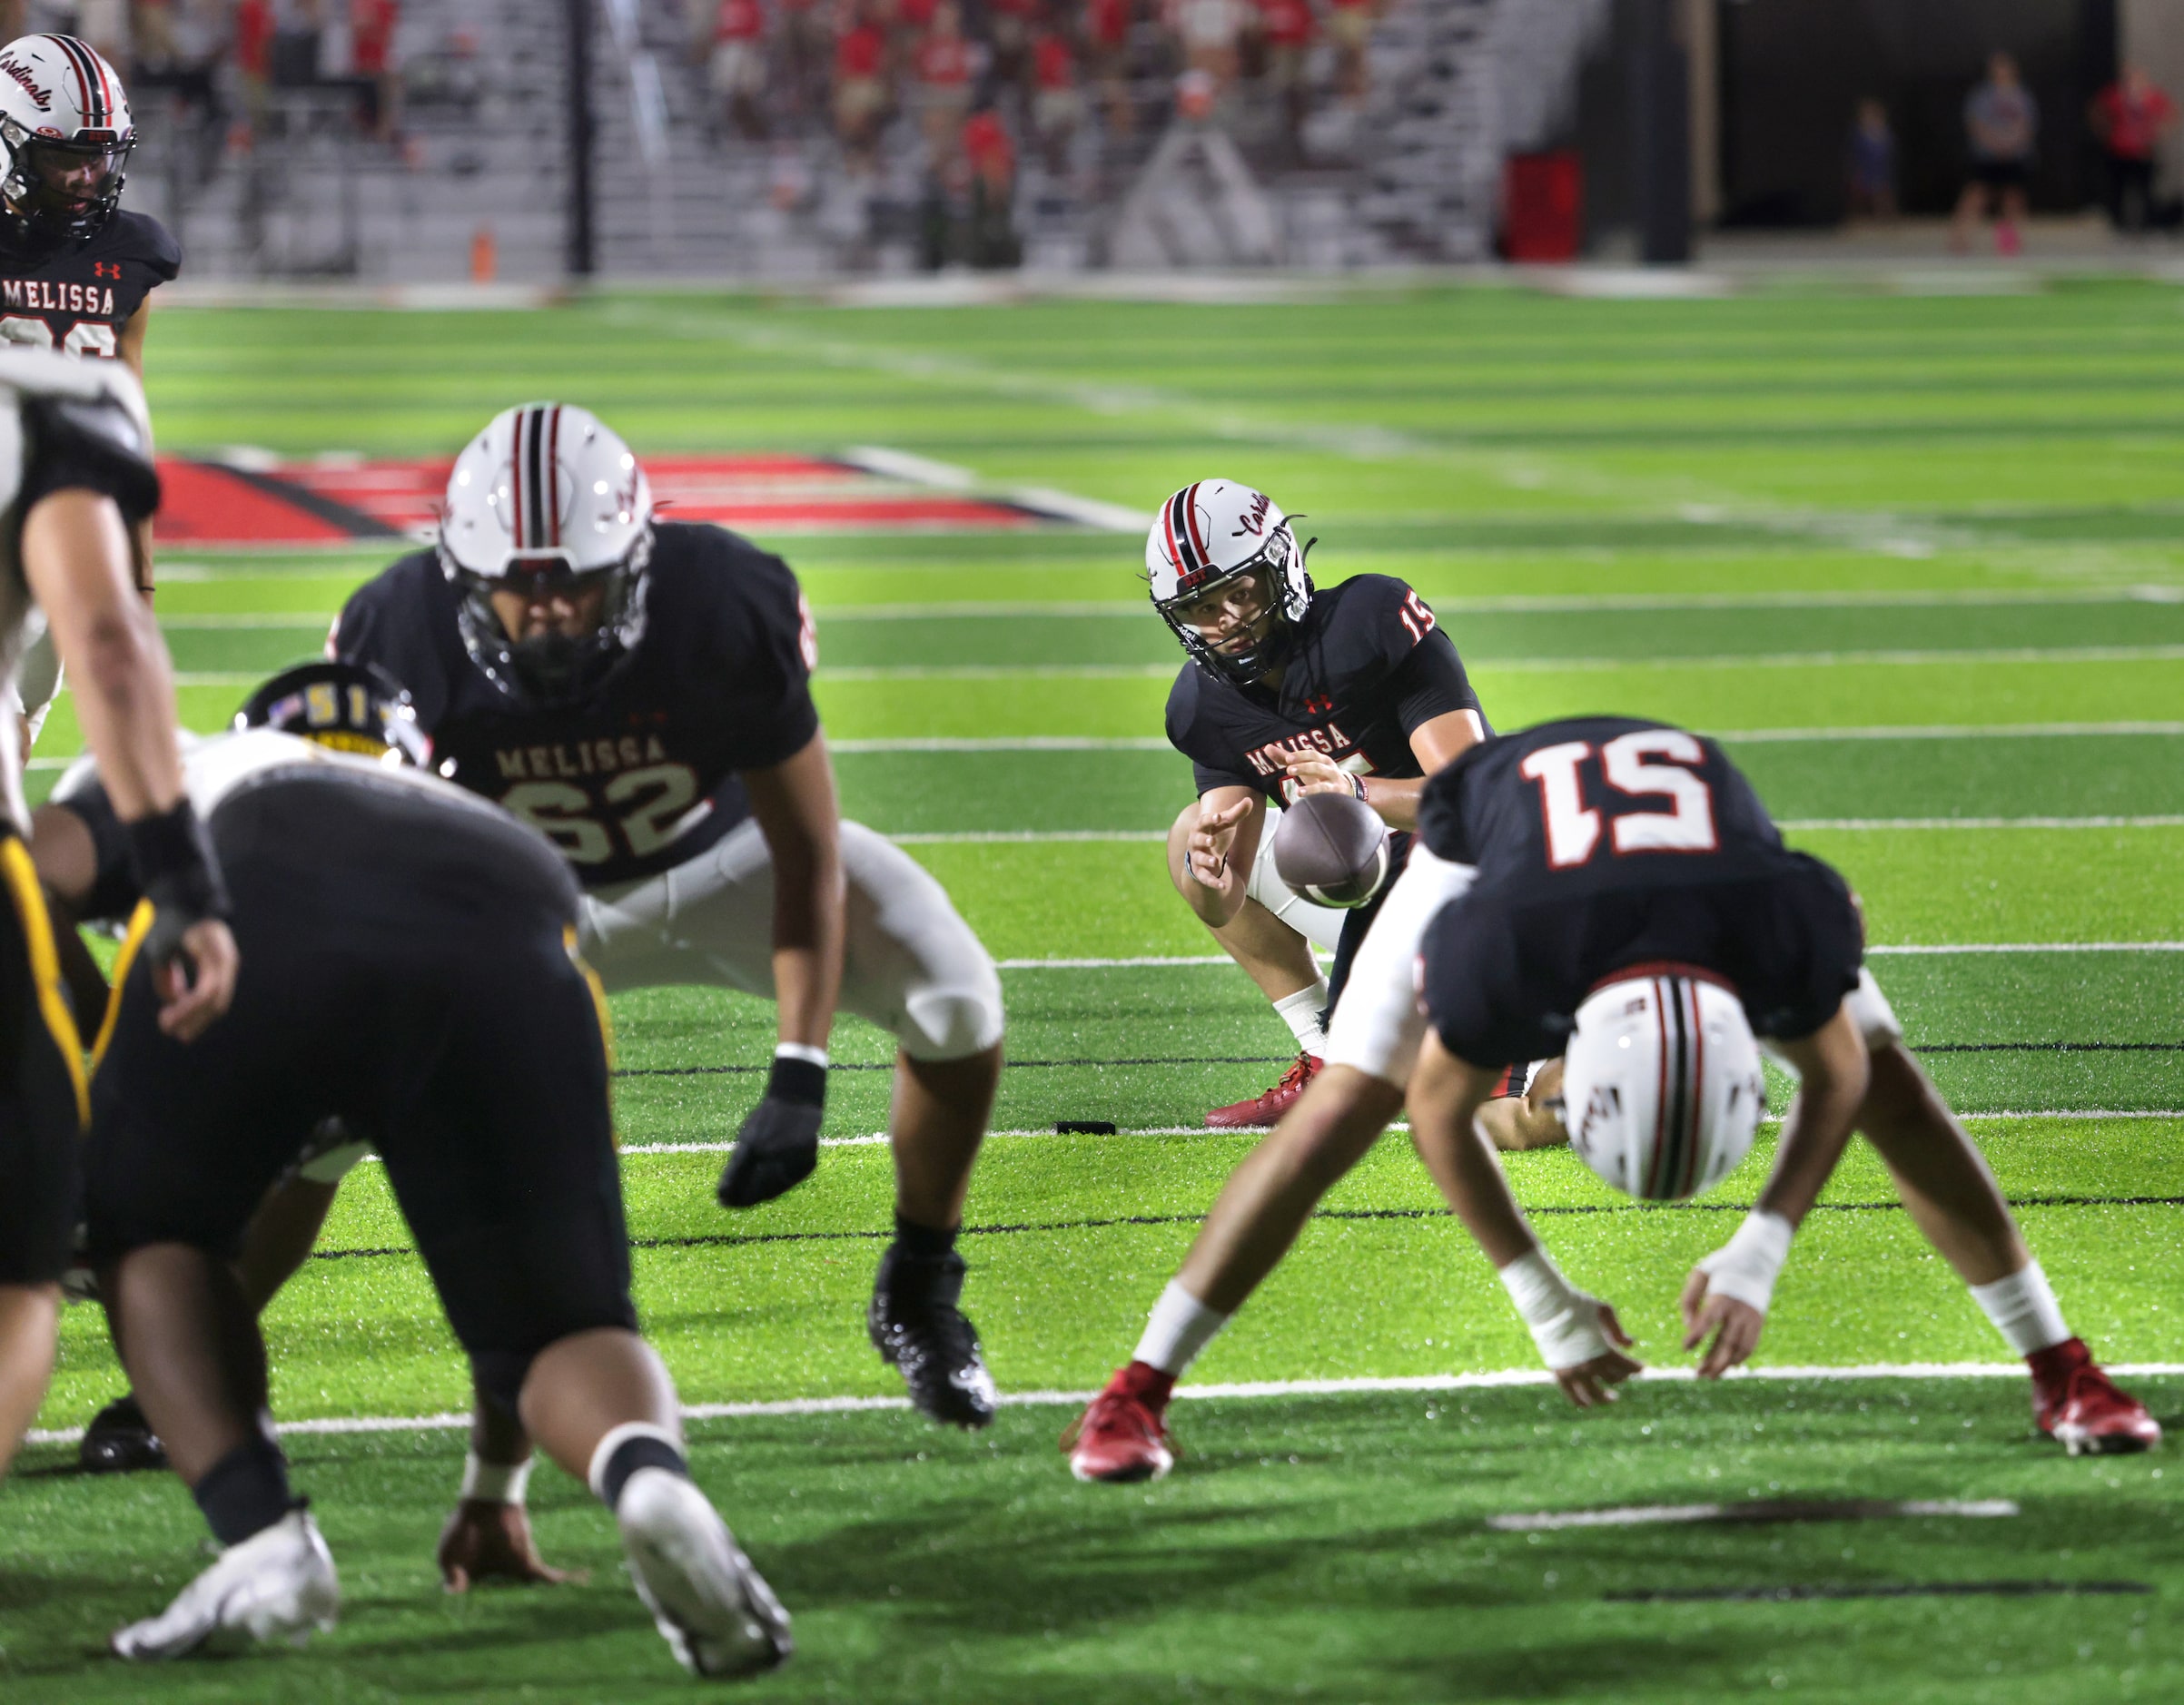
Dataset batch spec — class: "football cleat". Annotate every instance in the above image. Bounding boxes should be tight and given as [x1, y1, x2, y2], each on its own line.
[2031, 1339, 2162, 1456]
[79, 1392, 166, 1475]
[111, 1508, 339, 1661]
[618, 1468, 791, 1679]
[1206, 1052, 1321, 1129]
[868, 1245, 998, 1429]
[1062, 1367, 1175, 1483]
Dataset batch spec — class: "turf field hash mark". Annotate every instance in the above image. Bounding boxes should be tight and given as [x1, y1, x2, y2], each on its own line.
[1485, 1498, 2020, 1532]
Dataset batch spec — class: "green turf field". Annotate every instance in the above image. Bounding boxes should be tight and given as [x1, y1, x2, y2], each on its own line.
[6, 280, 2184, 1701]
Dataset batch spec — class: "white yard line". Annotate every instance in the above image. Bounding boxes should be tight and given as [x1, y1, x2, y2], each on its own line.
[28, 1361, 2184, 1447]
[883, 820, 2184, 844]
[1484, 1499, 2020, 1532]
[1715, 721, 2184, 742]
[984, 946, 2184, 968]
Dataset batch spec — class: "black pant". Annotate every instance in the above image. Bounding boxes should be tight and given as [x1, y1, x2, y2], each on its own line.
[2107, 154, 2158, 231]
[0, 833, 88, 1286]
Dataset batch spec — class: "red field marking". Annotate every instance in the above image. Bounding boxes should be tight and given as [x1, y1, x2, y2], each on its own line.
[153, 454, 1043, 547]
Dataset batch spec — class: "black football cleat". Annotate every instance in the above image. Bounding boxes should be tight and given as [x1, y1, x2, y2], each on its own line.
[80, 1393, 167, 1475]
[868, 1246, 998, 1430]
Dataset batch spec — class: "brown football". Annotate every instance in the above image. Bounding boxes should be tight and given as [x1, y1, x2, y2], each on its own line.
[1271, 791, 1392, 909]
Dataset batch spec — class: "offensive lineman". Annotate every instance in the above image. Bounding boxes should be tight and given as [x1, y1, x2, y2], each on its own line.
[333, 404, 1007, 1427]
[60, 689, 791, 1673]
[1150, 478, 1490, 1128]
[0, 349, 235, 1479]
[1065, 718, 2156, 1479]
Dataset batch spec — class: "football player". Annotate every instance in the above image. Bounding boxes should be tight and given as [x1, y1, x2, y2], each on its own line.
[0, 349, 236, 1482]
[1151, 478, 1487, 1128]
[0, 34, 181, 757]
[1064, 717, 2156, 1480]
[331, 404, 1007, 1428]
[54, 682, 790, 1673]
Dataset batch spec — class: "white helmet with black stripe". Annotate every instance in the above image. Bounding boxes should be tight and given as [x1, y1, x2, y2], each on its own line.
[0, 34, 134, 245]
[1559, 968, 1766, 1201]
[438, 401, 654, 704]
[1144, 478, 1311, 685]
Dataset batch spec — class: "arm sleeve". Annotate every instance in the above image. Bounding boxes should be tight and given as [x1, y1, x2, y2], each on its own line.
[1388, 628, 1482, 736]
[19, 393, 161, 523]
[1414, 764, 1475, 865]
[1191, 758, 1260, 797]
[724, 556, 822, 770]
[50, 780, 143, 924]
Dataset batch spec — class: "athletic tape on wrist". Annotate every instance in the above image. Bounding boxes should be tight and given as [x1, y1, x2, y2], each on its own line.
[1497, 1247, 1610, 1372]
[1697, 1210, 1795, 1315]
[459, 1450, 532, 1505]
[124, 798, 231, 930]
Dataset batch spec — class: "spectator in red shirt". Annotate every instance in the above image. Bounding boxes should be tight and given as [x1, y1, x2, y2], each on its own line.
[911, 0, 975, 173]
[833, 1, 891, 175]
[709, 0, 770, 141]
[2090, 64, 2177, 232]
[962, 104, 1020, 267]
[1086, 0, 1134, 136]
[1029, 15, 1082, 175]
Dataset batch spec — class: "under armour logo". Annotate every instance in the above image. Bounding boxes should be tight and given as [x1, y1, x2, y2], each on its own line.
[1303, 694, 1334, 715]
[93, 262, 119, 279]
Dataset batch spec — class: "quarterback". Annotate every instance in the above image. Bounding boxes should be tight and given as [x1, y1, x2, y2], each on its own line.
[1067, 718, 2156, 1479]
[333, 404, 1007, 1428]
[1151, 478, 1487, 1128]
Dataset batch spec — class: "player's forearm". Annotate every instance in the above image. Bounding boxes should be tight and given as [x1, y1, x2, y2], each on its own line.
[1407, 1042, 1537, 1266]
[21, 491, 184, 820]
[1359, 774, 1423, 829]
[1753, 1007, 1871, 1229]
[469, 1374, 533, 1468]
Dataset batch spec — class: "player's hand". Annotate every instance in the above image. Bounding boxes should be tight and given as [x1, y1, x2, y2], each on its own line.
[1680, 1266, 1766, 1379]
[438, 1499, 578, 1592]
[1186, 795, 1252, 886]
[717, 1095, 823, 1207]
[153, 917, 238, 1042]
[1280, 748, 1359, 801]
[1553, 1298, 1641, 1408]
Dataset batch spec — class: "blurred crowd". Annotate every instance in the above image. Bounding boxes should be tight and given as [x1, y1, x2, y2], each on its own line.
[684, 0, 1383, 185]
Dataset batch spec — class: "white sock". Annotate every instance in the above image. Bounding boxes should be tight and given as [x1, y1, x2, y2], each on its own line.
[1969, 1259, 2072, 1357]
[1133, 1280, 1230, 1376]
[1272, 981, 1330, 1057]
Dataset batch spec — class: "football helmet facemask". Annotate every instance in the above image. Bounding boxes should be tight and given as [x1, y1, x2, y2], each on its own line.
[437, 402, 653, 705]
[0, 34, 133, 247]
[1559, 969, 1767, 1203]
[1144, 478, 1311, 687]
[236, 659, 430, 767]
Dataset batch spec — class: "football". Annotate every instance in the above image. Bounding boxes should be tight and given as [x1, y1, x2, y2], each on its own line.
[1271, 790, 1392, 908]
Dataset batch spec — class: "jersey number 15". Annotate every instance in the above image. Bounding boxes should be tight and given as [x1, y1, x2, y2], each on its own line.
[1518, 729, 1719, 869]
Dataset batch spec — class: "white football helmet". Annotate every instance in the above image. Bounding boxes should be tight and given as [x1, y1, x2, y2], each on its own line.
[1144, 478, 1311, 685]
[438, 402, 654, 703]
[0, 34, 133, 244]
[1559, 970, 1766, 1202]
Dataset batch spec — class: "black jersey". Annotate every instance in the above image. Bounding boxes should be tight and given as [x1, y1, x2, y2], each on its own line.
[0, 211, 178, 360]
[1165, 574, 1484, 805]
[1417, 716, 1863, 1067]
[332, 520, 821, 887]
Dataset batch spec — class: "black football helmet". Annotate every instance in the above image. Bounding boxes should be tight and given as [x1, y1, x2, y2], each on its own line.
[234, 660, 430, 767]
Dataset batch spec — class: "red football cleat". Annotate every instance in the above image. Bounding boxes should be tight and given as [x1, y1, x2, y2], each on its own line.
[1206, 1053, 1322, 1129]
[2031, 1339, 2162, 1456]
[1062, 1366, 1176, 1483]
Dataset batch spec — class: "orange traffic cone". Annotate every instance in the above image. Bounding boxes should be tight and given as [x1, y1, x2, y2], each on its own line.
[469, 224, 498, 283]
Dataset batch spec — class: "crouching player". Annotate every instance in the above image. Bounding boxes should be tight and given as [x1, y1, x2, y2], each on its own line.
[1149, 478, 1487, 1127]
[1065, 716, 2155, 1479]
[334, 405, 1004, 1426]
[59, 709, 790, 1673]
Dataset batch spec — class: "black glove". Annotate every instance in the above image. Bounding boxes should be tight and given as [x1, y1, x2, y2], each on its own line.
[124, 800, 231, 976]
[716, 1054, 825, 1208]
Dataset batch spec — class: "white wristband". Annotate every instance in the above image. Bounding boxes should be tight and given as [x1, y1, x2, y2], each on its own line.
[775, 1042, 829, 1069]
[460, 1450, 533, 1505]
[1696, 1210, 1795, 1316]
[1497, 1247, 1610, 1372]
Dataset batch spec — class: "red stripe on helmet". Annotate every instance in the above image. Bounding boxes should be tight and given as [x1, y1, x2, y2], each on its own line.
[509, 413, 528, 551]
[1684, 979, 1705, 1197]
[1161, 487, 1191, 576]
[45, 36, 92, 123]
[545, 405, 562, 546]
[1648, 977, 1671, 1197]
[1181, 480, 1209, 563]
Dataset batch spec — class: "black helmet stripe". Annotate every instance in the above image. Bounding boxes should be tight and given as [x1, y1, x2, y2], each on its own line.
[46, 35, 105, 127]
[543, 404, 562, 546]
[1164, 482, 1203, 577]
[1647, 974, 1695, 1199]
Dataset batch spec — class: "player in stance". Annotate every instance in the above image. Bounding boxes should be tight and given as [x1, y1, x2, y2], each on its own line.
[58, 681, 791, 1673]
[1065, 717, 2157, 1479]
[1151, 478, 1487, 1128]
[333, 404, 1006, 1427]
[0, 350, 236, 1480]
